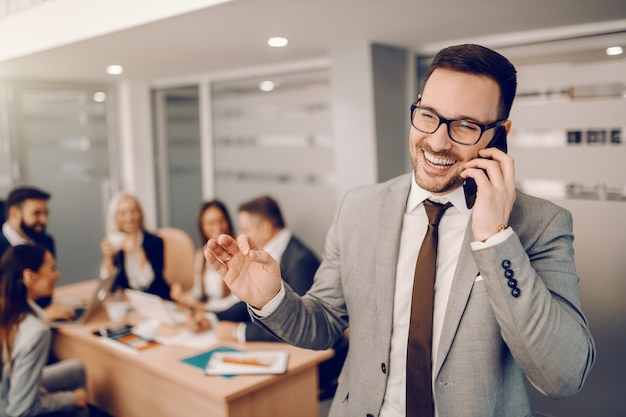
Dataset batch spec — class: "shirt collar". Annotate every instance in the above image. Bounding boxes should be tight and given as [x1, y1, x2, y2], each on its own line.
[2, 222, 30, 246]
[406, 174, 472, 218]
[263, 228, 292, 262]
[28, 299, 46, 319]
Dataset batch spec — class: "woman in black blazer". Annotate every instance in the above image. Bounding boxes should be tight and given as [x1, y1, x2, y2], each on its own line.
[99, 193, 170, 300]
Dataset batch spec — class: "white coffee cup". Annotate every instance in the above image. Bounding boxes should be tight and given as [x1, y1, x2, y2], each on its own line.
[107, 232, 126, 250]
[106, 301, 129, 322]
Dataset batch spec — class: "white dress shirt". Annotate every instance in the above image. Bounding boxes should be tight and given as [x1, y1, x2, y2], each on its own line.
[2, 222, 30, 246]
[379, 176, 470, 417]
[262, 228, 292, 265]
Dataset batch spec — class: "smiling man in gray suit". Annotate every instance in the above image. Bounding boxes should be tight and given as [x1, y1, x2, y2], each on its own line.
[205, 44, 595, 417]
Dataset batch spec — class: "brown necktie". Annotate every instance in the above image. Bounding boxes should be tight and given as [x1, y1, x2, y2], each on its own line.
[407, 199, 452, 417]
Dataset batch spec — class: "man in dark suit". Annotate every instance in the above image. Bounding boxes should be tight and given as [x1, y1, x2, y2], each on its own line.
[214, 195, 320, 340]
[0, 186, 74, 321]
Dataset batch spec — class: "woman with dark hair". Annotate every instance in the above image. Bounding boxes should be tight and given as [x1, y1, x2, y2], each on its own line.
[0, 245, 88, 417]
[170, 200, 239, 325]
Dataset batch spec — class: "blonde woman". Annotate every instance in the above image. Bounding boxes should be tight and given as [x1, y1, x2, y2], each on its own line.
[99, 193, 170, 299]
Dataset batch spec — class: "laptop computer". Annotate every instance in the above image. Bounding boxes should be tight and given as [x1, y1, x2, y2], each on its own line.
[52, 274, 116, 326]
[124, 289, 187, 326]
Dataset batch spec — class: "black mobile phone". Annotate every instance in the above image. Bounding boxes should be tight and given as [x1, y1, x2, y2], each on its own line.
[463, 126, 508, 209]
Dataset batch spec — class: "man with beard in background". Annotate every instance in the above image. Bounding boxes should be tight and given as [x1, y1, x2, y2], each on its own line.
[0, 186, 74, 321]
[1, 186, 56, 259]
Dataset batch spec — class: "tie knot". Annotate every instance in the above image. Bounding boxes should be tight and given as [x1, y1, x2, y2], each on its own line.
[423, 200, 452, 227]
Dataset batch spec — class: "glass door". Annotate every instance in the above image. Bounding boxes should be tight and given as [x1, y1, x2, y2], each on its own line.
[151, 86, 202, 243]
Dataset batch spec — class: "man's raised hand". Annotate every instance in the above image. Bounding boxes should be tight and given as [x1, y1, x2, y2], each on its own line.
[204, 234, 282, 309]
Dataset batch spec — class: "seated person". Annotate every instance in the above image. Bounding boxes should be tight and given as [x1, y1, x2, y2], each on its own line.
[170, 200, 239, 316]
[0, 186, 75, 321]
[99, 193, 170, 300]
[191, 196, 347, 399]
[188, 196, 319, 339]
[0, 245, 88, 417]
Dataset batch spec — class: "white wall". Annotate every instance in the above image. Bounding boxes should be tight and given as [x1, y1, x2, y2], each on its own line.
[509, 58, 626, 417]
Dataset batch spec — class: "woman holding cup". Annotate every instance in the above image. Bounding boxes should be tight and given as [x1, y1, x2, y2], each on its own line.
[99, 193, 170, 300]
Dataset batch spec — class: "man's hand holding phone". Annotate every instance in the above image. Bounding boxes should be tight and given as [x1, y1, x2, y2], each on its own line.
[461, 146, 516, 242]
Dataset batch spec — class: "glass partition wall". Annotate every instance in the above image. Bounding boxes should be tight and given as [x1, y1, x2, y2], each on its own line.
[211, 70, 335, 254]
[151, 68, 336, 255]
[0, 82, 117, 283]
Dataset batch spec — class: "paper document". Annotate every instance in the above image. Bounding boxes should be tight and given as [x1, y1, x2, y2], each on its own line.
[157, 329, 217, 349]
[205, 350, 289, 375]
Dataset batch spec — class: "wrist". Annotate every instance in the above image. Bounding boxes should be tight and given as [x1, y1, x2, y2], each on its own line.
[480, 223, 508, 243]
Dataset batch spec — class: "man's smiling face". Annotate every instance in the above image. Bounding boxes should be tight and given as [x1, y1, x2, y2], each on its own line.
[409, 68, 502, 196]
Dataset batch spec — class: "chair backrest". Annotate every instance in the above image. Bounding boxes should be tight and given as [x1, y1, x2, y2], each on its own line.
[156, 227, 195, 290]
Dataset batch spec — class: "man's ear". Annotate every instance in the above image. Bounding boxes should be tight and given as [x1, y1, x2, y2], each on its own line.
[7, 205, 20, 220]
[503, 119, 512, 135]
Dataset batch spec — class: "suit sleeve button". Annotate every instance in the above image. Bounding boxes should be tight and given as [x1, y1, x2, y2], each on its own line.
[507, 279, 518, 288]
[501, 260, 511, 269]
[381, 363, 387, 374]
[504, 269, 514, 279]
[511, 287, 521, 297]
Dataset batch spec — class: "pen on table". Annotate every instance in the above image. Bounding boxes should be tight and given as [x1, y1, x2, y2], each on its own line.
[221, 356, 271, 367]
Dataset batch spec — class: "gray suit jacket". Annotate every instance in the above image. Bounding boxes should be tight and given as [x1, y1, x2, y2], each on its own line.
[0, 314, 77, 417]
[257, 173, 595, 417]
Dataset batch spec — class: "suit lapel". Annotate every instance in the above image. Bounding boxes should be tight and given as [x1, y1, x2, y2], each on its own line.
[434, 219, 479, 377]
[375, 177, 410, 347]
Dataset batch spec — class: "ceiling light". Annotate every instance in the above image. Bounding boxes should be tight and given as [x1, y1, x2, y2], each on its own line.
[93, 91, 107, 102]
[259, 80, 276, 92]
[267, 37, 288, 48]
[106, 65, 124, 75]
[606, 46, 623, 56]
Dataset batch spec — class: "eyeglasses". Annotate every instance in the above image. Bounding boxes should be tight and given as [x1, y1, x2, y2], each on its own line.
[410, 99, 505, 146]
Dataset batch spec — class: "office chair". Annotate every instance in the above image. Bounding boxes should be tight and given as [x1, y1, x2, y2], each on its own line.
[156, 227, 195, 290]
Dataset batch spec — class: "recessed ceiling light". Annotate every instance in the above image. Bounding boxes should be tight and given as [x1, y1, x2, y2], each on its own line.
[106, 65, 124, 75]
[93, 91, 107, 102]
[606, 46, 623, 56]
[259, 80, 276, 92]
[267, 37, 288, 48]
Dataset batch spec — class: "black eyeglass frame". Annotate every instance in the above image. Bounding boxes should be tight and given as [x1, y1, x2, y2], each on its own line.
[410, 99, 506, 146]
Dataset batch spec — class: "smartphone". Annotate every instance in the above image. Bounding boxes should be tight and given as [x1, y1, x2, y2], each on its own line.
[463, 126, 508, 209]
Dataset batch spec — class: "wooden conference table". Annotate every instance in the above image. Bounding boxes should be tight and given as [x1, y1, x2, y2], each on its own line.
[53, 280, 333, 417]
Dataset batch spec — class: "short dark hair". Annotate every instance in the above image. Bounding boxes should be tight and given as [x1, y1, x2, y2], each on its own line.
[6, 186, 51, 209]
[422, 44, 517, 120]
[238, 195, 285, 229]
